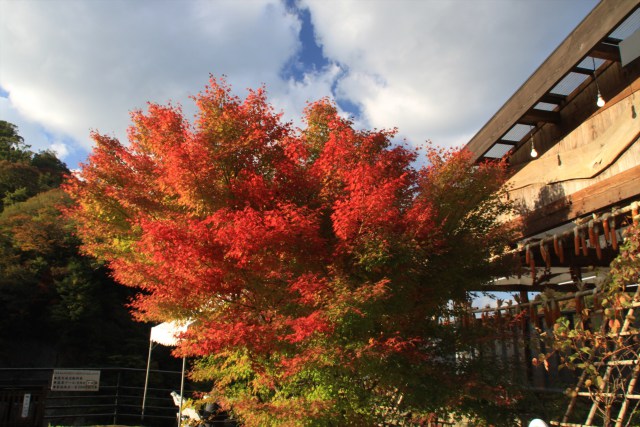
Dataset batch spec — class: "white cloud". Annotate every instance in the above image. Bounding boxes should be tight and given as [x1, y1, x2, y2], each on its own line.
[50, 141, 70, 160]
[302, 0, 599, 148]
[0, 0, 600, 168]
[270, 63, 343, 127]
[1, 97, 43, 147]
[1, 96, 80, 163]
[0, 0, 300, 152]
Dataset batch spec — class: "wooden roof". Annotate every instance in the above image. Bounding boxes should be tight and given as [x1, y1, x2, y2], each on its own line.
[462, 0, 640, 291]
[465, 0, 640, 163]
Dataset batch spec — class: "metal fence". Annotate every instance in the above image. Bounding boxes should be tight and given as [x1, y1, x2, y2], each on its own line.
[0, 367, 198, 427]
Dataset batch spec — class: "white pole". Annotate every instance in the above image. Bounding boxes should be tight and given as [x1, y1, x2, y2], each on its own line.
[177, 356, 186, 427]
[141, 338, 154, 421]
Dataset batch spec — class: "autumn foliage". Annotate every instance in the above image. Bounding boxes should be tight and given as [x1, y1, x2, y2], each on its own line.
[66, 77, 516, 425]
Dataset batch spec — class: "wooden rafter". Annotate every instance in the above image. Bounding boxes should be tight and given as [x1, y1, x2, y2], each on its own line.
[465, 0, 639, 162]
[540, 93, 567, 105]
[572, 66, 595, 75]
[591, 42, 622, 62]
[519, 109, 561, 125]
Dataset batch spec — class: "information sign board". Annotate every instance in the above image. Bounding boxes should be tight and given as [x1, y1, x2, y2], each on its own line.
[21, 393, 30, 418]
[51, 369, 100, 391]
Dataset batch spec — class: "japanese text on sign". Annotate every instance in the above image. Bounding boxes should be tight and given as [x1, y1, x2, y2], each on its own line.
[51, 370, 100, 391]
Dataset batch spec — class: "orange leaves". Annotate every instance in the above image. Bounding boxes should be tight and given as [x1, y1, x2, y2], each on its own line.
[419, 146, 508, 220]
[66, 74, 511, 345]
[1, 189, 72, 255]
[184, 319, 279, 356]
[65, 76, 515, 425]
[278, 347, 325, 378]
[359, 333, 425, 361]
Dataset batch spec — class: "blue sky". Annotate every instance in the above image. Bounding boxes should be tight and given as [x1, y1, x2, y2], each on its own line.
[1, 0, 599, 170]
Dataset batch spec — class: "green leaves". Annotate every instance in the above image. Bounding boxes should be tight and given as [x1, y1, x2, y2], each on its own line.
[0, 120, 31, 163]
[542, 223, 640, 425]
[0, 121, 147, 368]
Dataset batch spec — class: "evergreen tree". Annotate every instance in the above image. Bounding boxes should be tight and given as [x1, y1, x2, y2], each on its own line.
[0, 122, 148, 367]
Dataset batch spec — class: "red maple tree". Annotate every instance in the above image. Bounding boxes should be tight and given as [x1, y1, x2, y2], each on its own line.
[65, 77, 516, 425]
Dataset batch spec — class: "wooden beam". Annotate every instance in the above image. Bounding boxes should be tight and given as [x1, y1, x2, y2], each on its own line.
[519, 164, 640, 237]
[591, 42, 622, 62]
[540, 93, 567, 105]
[519, 109, 561, 125]
[517, 118, 540, 126]
[497, 139, 518, 146]
[572, 66, 595, 75]
[604, 36, 623, 45]
[465, 0, 639, 162]
[480, 283, 592, 293]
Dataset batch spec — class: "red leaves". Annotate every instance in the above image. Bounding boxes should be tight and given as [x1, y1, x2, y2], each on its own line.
[289, 274, 331, 306]
[360, 333, 425, 361]
[211, 204, 326, 274]
[285, 310, 332, 344]
[332, 162, 410, 242]
[65, 77, 514, 425]
[178, 318, 277, 357]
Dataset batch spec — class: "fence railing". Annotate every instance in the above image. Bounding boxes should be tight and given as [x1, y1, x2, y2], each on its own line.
[465, 288, 604, 390]
[0, 366, 198, 427]
[463, 285, 640, 425]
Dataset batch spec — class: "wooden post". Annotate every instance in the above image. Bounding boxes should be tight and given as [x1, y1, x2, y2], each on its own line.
[520, 291, 534, 385]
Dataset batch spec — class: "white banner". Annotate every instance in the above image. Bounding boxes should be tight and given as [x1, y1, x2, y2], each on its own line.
[150, 320, 192, 346]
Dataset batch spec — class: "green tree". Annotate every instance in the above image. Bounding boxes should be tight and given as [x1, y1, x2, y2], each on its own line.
[0, 122, 148, 367]
[0, 122, 69, 211]
[0, 120, 31, 163]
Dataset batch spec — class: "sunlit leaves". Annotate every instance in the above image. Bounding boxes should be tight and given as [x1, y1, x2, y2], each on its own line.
[66, 77, 515, 425]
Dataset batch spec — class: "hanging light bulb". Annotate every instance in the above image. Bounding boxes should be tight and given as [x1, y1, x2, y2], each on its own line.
[592, 57, 605, 108]
[530, 131, 538, 158]
[596, 88, 605, 107]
